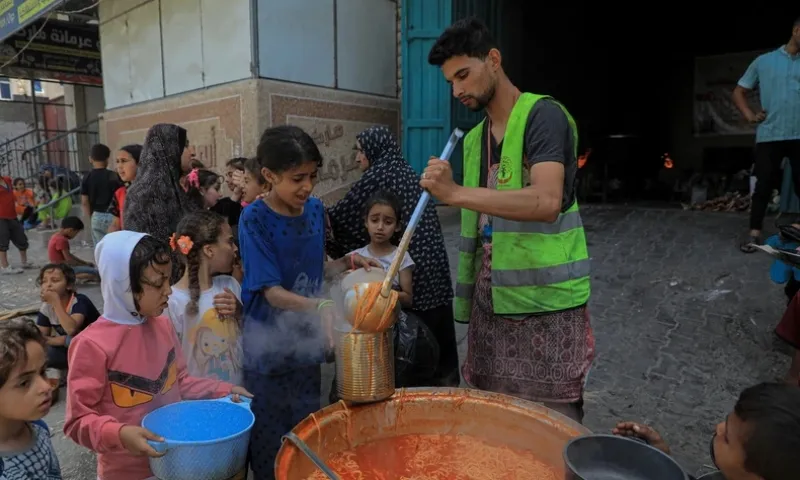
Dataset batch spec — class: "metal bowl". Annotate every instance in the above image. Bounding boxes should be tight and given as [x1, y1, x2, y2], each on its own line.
[274, 387, 590, 479]
[338, 268, 400, 332]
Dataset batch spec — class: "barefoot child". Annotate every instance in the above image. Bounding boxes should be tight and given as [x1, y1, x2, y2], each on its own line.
[239, 125, 379, 479]
[63, 231, 251, 480]
[0, 319, 62, 479]
[36, 263, 100, 375]
[168, 210, 243, 384]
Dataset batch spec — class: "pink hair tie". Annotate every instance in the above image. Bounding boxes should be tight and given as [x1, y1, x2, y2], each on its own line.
[186, 169, 200, 189]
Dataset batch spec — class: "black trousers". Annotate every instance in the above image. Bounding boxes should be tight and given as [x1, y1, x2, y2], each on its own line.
[751, 140, 800, 231]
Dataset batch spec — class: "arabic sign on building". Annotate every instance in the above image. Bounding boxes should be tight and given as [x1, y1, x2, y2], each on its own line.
[287, 116, 374, 198]
[0, 18, 101, 86]
[0, 0, 64, 43]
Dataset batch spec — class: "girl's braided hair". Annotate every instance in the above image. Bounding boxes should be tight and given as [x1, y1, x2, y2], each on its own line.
[173, 210, 227, 316]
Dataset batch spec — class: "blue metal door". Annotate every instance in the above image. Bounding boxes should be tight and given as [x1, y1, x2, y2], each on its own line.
[401, 0, 452, 174]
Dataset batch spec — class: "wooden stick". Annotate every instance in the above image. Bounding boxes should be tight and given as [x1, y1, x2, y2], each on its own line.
[0, 304, 41, 322]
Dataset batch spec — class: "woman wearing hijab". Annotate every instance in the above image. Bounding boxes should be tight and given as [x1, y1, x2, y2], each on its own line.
[123, 123, 197, 283]
[327, 125, 459, 387]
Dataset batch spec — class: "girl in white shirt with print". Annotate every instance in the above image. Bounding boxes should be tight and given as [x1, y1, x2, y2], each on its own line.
[349, 190, 414, 308]
[167, 210, 243, 385]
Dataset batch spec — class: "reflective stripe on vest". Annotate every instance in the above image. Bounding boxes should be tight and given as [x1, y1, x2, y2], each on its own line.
[454, 93, 591, 322]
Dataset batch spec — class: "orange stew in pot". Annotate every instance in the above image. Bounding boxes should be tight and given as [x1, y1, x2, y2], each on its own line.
[305, 433, 557, 480]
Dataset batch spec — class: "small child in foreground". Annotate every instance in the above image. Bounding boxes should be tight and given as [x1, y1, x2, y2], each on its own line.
[63, 231, 251, 480]
[168, 210, 243, 384]
[614, 382, 800, 480]
[0, 319, 62, 479]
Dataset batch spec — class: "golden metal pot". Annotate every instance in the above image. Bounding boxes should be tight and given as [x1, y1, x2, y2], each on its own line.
[274, 388, 591, 480]
[334, 325, 394, 403]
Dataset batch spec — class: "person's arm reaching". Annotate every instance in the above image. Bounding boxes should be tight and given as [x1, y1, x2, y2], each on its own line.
[63, 336, 128, 454]
[60, 242, 93, 267]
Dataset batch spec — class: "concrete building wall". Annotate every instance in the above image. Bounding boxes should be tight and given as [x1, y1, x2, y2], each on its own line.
[100, 77, 399, 202]
[99, 0, 253, 110]
[257, 0, 397, 98]
[98, 0, 400, 202]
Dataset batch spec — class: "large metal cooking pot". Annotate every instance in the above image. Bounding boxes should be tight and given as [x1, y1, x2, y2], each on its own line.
[564, 434, 689, 480]
[274, 387, 589, 479]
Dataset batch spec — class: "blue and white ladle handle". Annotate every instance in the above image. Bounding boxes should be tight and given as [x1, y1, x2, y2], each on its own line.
[379, 129, 464, 296]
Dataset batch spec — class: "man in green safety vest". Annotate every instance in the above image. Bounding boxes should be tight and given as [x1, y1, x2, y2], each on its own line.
[420, 17, 595, 422]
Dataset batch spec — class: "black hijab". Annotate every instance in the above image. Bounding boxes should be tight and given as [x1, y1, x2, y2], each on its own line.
[123, 123, 197, 282]
[326, 126, 453, 311]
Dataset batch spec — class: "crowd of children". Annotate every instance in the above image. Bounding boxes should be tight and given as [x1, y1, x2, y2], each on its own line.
[2, 122, 800, 480]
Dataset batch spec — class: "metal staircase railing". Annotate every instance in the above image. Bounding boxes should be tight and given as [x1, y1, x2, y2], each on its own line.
[6, 119, 100, 184]
[0, 128, 76, 175]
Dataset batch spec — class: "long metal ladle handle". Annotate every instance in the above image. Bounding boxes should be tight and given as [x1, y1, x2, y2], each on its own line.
[379, 128, 465, 297]
[282, 432, 340, 480]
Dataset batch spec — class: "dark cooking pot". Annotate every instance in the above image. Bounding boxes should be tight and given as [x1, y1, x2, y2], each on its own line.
[564, 434, 689, 480]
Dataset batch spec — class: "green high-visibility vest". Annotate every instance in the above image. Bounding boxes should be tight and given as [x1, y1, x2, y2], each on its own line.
[454, 93, 591, 323]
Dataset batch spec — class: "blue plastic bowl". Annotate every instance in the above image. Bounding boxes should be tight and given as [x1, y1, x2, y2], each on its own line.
[142, 396, 253, 480]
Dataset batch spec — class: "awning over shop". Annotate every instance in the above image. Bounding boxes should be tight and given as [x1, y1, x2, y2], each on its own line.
[0, 0, 66, 43]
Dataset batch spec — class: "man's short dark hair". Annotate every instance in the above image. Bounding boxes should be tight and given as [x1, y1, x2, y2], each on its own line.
[61, 216, 84, 231]
[90, 143, 111, 163]
[428, 16, 497, 67]
[734, 382, 800, 479]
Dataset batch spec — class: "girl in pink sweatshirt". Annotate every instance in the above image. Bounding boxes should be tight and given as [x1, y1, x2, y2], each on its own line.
[64, 231, 251, 480]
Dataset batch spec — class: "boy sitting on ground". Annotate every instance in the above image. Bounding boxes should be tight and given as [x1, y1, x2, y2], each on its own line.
[36, 263, 100, 379]
[47, 216, 99, 282]
[614, 382, 800, 480]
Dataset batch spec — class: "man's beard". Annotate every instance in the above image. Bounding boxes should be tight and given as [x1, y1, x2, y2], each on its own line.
[467, 83, 497, 112]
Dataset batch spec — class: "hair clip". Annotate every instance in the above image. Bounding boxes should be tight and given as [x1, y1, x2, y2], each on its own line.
[186, 168, 200, 189]
[169, 233, 193, 255]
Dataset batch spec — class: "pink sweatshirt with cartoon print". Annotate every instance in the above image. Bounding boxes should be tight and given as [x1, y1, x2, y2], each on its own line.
[64, 315, 233, 480]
